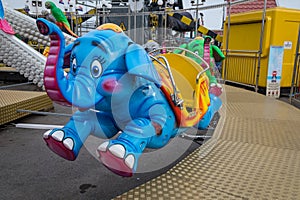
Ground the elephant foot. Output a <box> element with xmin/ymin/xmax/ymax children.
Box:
<box><xmin>96</xmin><ymin>141</ymin><xmax>136</xmax><ymax>177</ymax></box>
<box><xmin>209</xmin><ymin>83</ymin><xmax>223</xmax><ymax>96</ymax></box>
<box><xmin>43</xmin><ymin>130</ymin><xmax>76</xmax><ymax>161</ymax></box>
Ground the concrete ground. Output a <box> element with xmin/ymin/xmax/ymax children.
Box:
<box><xmin>0</xmin><ymin>102</ymin><xmax>203</xmax><ymax>200</ymax></box>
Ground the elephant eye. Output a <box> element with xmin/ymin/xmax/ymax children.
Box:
<box><xmin>71</xmin><ymin>58</ymin><xmax>77</xmax><ymax>74</ymax></box>
<box><xmin>194</xmin><ymin>51</ymin><xmax>199</xmax><ymax>55</ymax></box>
<box><xmin>90</xmin><ymin>60</ymin><xmax>103</xmax><ymax>78</ymax></box>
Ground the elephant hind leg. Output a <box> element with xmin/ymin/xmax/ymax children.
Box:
<box><xmin>97</xmin><ymin>118</ymin><xmax>154</xmax><ymax>177</ymax></box>
<box><xmin>97</xmin><ymin>142</ymin><xmax>134</xmax><ymax>177</ymax></box>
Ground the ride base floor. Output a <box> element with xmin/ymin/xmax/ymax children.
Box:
<box><xmin>115</xmin><ymin>85</ymin><xmax>300</xmax><ymax>199</ymax></box>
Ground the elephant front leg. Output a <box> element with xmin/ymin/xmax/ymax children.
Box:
<box><xmin>43</xmin><ymin>127</ymin><xmax>81</xmax><ymax>161</ymax></box>
<box><xmin>97</xmin><ymin>118</ymin><xmax>156</xmax><ymax>177</ymax></box>
<box><xmin>43</xmin><ymin>111</ymin><xmax>94</xmax><ymax>161</ymax></box>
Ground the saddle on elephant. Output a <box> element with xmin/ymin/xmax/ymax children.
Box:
<box><xmin>152</xmin><ymin>53</ymin><xmax>211</xmax><ymax>128</ymax></box>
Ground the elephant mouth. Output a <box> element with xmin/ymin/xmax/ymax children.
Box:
<box><xmin>70</xmin><ymin>74</ymin><xmax>103</xmax><ymax>109</ymax></box>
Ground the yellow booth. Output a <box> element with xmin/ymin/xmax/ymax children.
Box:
<box><xmin>222</xmin><ymin>7</ymin><xmax>300</xmax><ymax>90</ymax></box>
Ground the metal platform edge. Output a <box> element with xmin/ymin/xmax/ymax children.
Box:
<box><xmin>0</xmin><ymin>90</ymin><xmax>53</xmax><ymax>125</ymax></box>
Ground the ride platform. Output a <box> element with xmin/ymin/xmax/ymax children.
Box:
<box><xmin>0</xmin><ymin>90</ymin><xmax>53</xmax><ymax>125</ymax></box>
<box><xmin>114</xmin><ymin>85</ymin><xmax>300</xmax><ymax>199</ymax></box>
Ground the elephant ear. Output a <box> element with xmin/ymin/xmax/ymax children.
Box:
<box><xmin>62</xmin><ymin>43</ymin><xmax>74</xmax><ymax>68</ymax></box>
<box><xmin>173</xmin><ymin>43</ymin><xmax>187</xmax><ymax>54</ymax></box>
<box><xmin>125</xmin><ymin>43</ymin><xmax>161</xmax><ymax>85</ymax></box>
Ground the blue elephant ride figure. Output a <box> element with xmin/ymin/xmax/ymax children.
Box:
<box><xmin>36</xmin><ymin>18</ymin><xmax>222</xmax><ymax>177</ymax></box>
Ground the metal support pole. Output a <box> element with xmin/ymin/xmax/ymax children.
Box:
<box><xmin>95</xmin><ymin>0</ymin><xmax>99</xmax><ymax>26</ymax></box>
<box><xmin>128</xmin><ymin>5</ymin><xmax>131</xmax><ymax>38</ymax></box>
<box><xmin>256</xmin><ymin>0</ymin><xmax>267</xmax><ymax>92</ymax></box>
<box><xmin>289</xmin><ymin>24</ymin><xmax>300</xmax><ymax>103</ymax></box>
<box><xmin>0</xmin><ymin>82</ymin><xmax>33</xmax><ymax>89</ymax></box>
<box><xmin>70</xmin><ymin>7</ymin><xmax>74</xmax><ymax>33</ymax></box>
<box><xmin>36</xmin><ymin>1</ymin><xmax>38</xmax><ymax>19</ymax></box>
<box><xmin>164</xmin><ymin>3</ymin><xmax>167</xmax><ymax>42</ymax></box>
<box><xmin>134</xmin><ymin>1</ymin><xmax>137</xmax><ymax>42</ymax></box>
<box><xmin>17</xmin><ymin>109</ymin><xmax>72</xmax><ymax>117</ymax></box>
<box><xmin>75</xmin><ymin>0</ymin><xmax>78</xmax><ymax>36</ymax></box>
<box><xmin>195</xmin><ymin>0</ymin><xmax>199</xmax><ymax>37</ymax></box>
<box><xmin>103</xmin><ymin>6</ymin><xmax>106</xmax><ymax>24</ymax></box>
<box><xmin>222</xmin><ymin>0</ymin><xmax>226</xmax><ymax>29</ymax></box>
<box><xmin>158</xmin><ymin>11</ymin><xmax>163</xmax><ymax>44</ymax></box>
<box><xmin>15</xmin><ymin>123</ymin><xmax>64</xmax><ymax>130</ymax></box>
<box><xmin>142</xmin><ymin>7</ymin><xmax>145</xmax><ymax>45</ymax></box>
<box><xmin>224</xmin><ymin>0</ymin><xmax>231</xmax><ymax>81</ymax></box>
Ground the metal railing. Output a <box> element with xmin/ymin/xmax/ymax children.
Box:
<box><xmin>289</xmin><ymin>55</ymin><xmax>300</xmax><ymax>104</ymax></box>
<box><xmin>289</xmin><ymin>25</ymin><xmax>300</xmax><ymax>105</ymax></box>
<box><xmin>222</xmin><ymin>49</ymin><xmax>260</xmax><ymax>91</ymax></box>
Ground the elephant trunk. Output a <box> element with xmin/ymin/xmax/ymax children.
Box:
<box><xmin>36</xmin><ymin>18</ymin><xmax>71</xmax><ymax>106</ymax></box>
